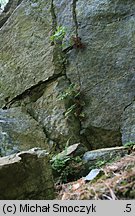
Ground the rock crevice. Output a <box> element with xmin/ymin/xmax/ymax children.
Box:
<box><xmin>0</xmin><ymin>0</ymin><xmax>135</xmax><ymax>153</ymax></box>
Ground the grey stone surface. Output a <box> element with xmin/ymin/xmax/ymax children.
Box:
<box><xmin>83</xmin><ymin>146</ymin><xmax>129</xmax><ymax>172</ymax></box>
<box><xmin>83</xmin><ymin>146</ymin><xmax>128</xmax><ymax>162</ymax></box>
<box><xmin>0</xmin><ymin>0</ymin><xmax>134</xmax><ymax>152</ymax></box>
<box><xmin>0</xmin><ymin>0</ymin><xmax>22</xmax><ymax>28</ymax></box>
<box><xmin>66</xmin><ymin>0</ymin><xmax>135</xmax><ymax>148</ymax></box>
<box><xmin>0</xmin><ymin>107</ymin><xmax>48</xmax><ymax>156</ymax></box>
<box><xmin>0</xmin><ymin>0</ymin><xmax>81</xmax><ymax>151</ymax></box>
<box><xmin>121</xmin><ymin>101</ymin><xmax>135</xmax><ymax>144</ymax></box>
<box><xmin>0</xmin><ymin>0</ymin><xmax>54</xmax><ymax>107</ymax></box>
<box><xmin>25</xmin><ymin>77</ymin><xmax>81</xmax><ymax>149</ymax></box>
<box><xmin>0</xmin><ymin>148</ymin><xmax>54</xmax><ymax>199</ymax></box>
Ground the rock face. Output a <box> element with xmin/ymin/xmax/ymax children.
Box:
<box><xmin>0</xmin><ymin>0</ymin><xmax>81</xmax><ymax>151</ymax></box>
<box><xmin>0</xmin><ymin>148</ymin><xmax>54</xmax><ymax>199</ymax></box>
<box><xmin>0</xmin><ymin>0</ymin><xmax>135</xmax><ymax>151</ymax></box>
<box><xmin>66</xmin><ymin>0</ymin><xmax>135</xmax><ymax>148</ymax></box>
<box><xmin>0</xmin><ymin>0</ymin><xmax>22</xmax><ymax>28</ymax></box>
<box><xmin>0</xmin><ymin>107</ymin><xmax>48</xmax><ymax>156</ymax></box>
<box><xmin>121</xmin><ymin>101</ymin><xmax>135</xmax><ymax>144</ymax></box>
<box><xmin>83</xmin><ymin>146</ymin><xmax>129</xmax><ymax>173</ymax></box>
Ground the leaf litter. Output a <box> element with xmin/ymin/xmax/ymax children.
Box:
<box><xmin>55</xmin><ymin>151</ymin><xmax>135</xmax><ymax>200</ymax></box>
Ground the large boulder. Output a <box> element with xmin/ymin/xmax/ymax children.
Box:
<box><xmin>0</xmin><ymin>107</ymin><xmax>48</xmax><ymax>156</ymax></box>
<box><xmin>0</xmin><ymin>0</ymin><xmax>81</xmax><ymax>151</ymax></box>
<box><xmin>65</xmin><ymin>0</ymin><xmax>135</xmax><ymax>148</ymax></box>
<box><xmin>0</xmin><ymin>0</ymin><xmax>54</xmax><ymax>106</ymax></box>
<box><xmin>0</xmin><ymin>0</ymin><xmax>134</xmax><ymax>151</ymax></box>
<box><xmin>83</xmin><ymin>146</ymin><xmax>129</xmax><ymax>173</ymax></box>
<box><xmin>0</xmin><ymin>148</ymin><xmax>54</xmax><ymax>199</ymax></box>
<box><xmin>25</xmin><ymin>77</ymin><xmax>81</xmax><ymax>149</ymax></box>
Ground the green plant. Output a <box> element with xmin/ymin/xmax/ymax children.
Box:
<box><xmin>124</xmin><ymin>142</ymin><xmax>135</xmax><ymax>148</ymax></box>
<box><xmin>51</xmin><ymin>154</ymin><xmax>71</xmax><ymax>183</ymax></box>
<box><xmin>51</xmin><ymin>155</ymin><xmax>70</xmax><ymax>173</ymax></box>
<box><xmin>65</xmin><ymin>104</ymin><xmax>76</xmax><ymax>117</ymax></box>
<box><xmin>57</xmin><ymin>83</ymin><xmax>85</xmax><ymax>118</ymax></box>
<box><xmin>57</xmin><ymin>83</ymin><xmax>79</xmax><ymax>101</ymax></box>
<box><xmin>51</xmin><ymin>151</ymin><xmax>83</xmax><ymax>183</ymax></box>
<box><xmin>50</xmin><ymin>26</ymin><xmax>66</xmax><ymax>44</ymax></box>
<box><xmin>95</xmin><ymin>160</ymin><xmax>107</xmax><ymax>168</ymax></box>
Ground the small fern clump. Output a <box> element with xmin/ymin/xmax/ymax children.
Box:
<box><xmin>50</xmin><ymin>26</ymin><xmax>66</xmax><ymax>44</ymax></box>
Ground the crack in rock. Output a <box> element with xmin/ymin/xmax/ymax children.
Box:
<box><xmin>3</xmin><ymin>73</ymin><xmax>65</xmax><ymax>109</ymax></box>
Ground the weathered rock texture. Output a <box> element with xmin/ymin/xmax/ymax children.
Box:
<box><xmin>0</xmin><ymin>107</ymin><xmax>48</xmax><ymax>156</ymax></box>
<box><xmin>0</xmin><ymin>0</ymin><xmax>81</xmax><ymax>151</ymax></box>
<box><xmin>0</xmin><ymin>0</ymin><xmax>135</xmax><ymax>151</ymax></box>
<box><xmin>121</xmin><ymin>101</ymin><xmax>135</xmax><ymax>144</ymax></box>
<box><xmin>83</xmin><ymin>146</ymin><xmax>129</xmax><ymax>173</ymax></box>
<box><xmin>0</xmin><ymin>0</ymin><xmax>22</xmax><ymax>28</ymax></box>
<box><xmin>66</xmin><ymin>0</ymin><xmax>135</xmax><ymax>148</ymax></box>
<box><xmin>0</xmin><ymin>148</ymin><xmax>54</xmax><ymax>199</ymax></box>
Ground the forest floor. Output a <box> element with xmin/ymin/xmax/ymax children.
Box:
<box><xmin>55</xmin><ymin>151</ymin><xmax>135</xmax><ymax>200</ymax></box>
